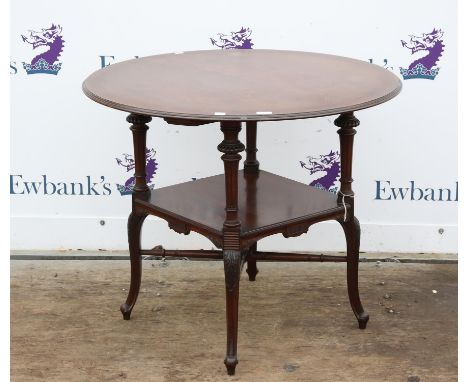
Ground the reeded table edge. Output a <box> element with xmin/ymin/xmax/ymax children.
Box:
<box><xmin>82</xmin><ymin>51</ymin><xmax>403</xmax><ymax>123</ymax></box>
<box><xmin>83</xmin><ymin>81</ymin><xmax>401</xmax><ymax>122</ymax></box>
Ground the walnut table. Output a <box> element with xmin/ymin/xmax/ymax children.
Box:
<box><xmin>82</xmin><ymin>49</ymin><xmax>402</xmax><ymax>375</ymax></box>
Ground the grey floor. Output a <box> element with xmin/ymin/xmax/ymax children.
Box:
<box><xmin>11</xmin><ymin>256</ymin><xmax>457</xmax><ymax>381</ymax></box>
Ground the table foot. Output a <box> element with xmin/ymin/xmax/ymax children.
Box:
<box><xmin>246</xmin><ymin>260</ymin><xmax>258</xmax><ymax>281</ymax></box>
<box><xmin>120</xmin><ymin>303</ymin><xmax>132</xmax><ymax>320</ymax></box>
<box><xmin>245</xmin><ymin>243</ymin><xmax>259</xmax><ymax>281</ymax></box>
<box><xmin>357</xmin><ymin>312</ymin><xmax>370</xmax><ymax>329</ymax></box>
<box><xmin>121</xmin><ymin>210</ymin><xmax>147</xmax><ymax>320</ymax></box>
<box><xmin>338</xmin><ymin>216</ymin><xmax>370</xmax><ymax>329</ymax></box>
<box><xmin>224</xmin><ymin>357</ymin><xmax>238</xmax><ymax>376</ymax></box>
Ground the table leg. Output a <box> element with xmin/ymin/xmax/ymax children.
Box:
<box><xmin>120</xmin><ymin>113</ymin><xmax>151</xmax><ymax>320</ymax></box>
<box><xmin>121</xmin><ymin>210</ymin><xmax>147</xmax><ymax>320</ymax></box>
<box><xmin>244</xmin><ymin>121</ymin><xmax>260</xmax><ymax>281</ymax></box>
<box><xmin>244</xmin><ymin>121</ymin><xmax>259</xmax><ymax>172</ymax></box>
<box><xmin>334</xmin><ymin>112</ymin><xmax>369</xmax><ymax>330</ymax></box>
<box><xmin>339</xmin><ymin>216</ymin><xmax>369</xmax><ymax>329</ymax></box>
<box><xmin>246</xmin><ymin>243</ymin><xmax>259</xmax><ymax>281</ymax></box>
<box><xmin>218</xmin><ymin>121</ymin><xmax>245</xmax><ymax>375</ymax></box>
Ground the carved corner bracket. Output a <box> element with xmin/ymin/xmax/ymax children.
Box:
<box><xmin>165</xmin><ymin>218</ymin><xmax>223</xmax><ymax>249</ymax></box>
<box><xmin>281</xmin><ymin>223</ymin><xmax>311</xmax><ymax>238</ymax></box>
<box><xmin>167</xmin><ymin>219</ymin><xmax>191</xmax><ymax>235</ymax></box>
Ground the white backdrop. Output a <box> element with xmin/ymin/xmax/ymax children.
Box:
<box><xmin>10</xmin><ymin>0</ymin><xmax>457</xmax><ymax>253</ymax></box>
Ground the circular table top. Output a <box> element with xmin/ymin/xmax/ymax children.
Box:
<box><xmin>82</xmin><ymin>49</ymin><xmax>402</xmax><ymax>122</ymax></box>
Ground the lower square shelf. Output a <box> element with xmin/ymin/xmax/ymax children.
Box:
<box><xmin>135</xmin><ymin>170</ymin><xmax>347</xmax><ymax>240</ymax></box>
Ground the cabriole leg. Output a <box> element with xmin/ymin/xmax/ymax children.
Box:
<box><xmin>120</xmin><ymin>113</ymin><xmax>151</xmax><ymax>320</ymax></box>
<box><xmin>121</xmin><ymin>210</ymin><xmax>147</xmax><ymax>320</ymax></box>
<box><xmin>338</xmin><ymin>217</ymin><xmax>369</xmax><ymax>329</ymax></box>
<box><xmin>335</xmin><ymin>112</ymin><xmax>369</xmax><ymax>329</ymax></box>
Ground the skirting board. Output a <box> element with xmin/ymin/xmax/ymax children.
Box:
<box><xmin>10</xmin><ymin>216</ymin><xmax>457</xmax><ymax>254</ymax></box>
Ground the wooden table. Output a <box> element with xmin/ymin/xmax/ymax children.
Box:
<box><xmin>83</xmin><ymin>49</ymin><xmax>402</xmax><ymax>375</ymax></box>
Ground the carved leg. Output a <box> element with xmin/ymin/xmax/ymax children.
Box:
<box><xmin>223</xmin><ymin>250</ymin><xmax>242</xmax><ymax>375</ymax></box>
<box><xmin>246</xmin><ymin>243</ymin><xmax>259</xmax><ymax>281</ymax></box>
<box><xmin>218</xmin><ymin>121</ymin><xmax>244</xmax><ymax>375</ymax></box>
<box><xmin>120</xmin><ymin>210</ymin><xmax>147</xmax><ymax>320</ymax></box>
<box><xmin>121</xmin><ymin>113</ymin><xmax>151</xmax><ymax>320</ymax></box>
<box><xmin>339</xmin><ymin>217</ymin><xmax>369</xmax><ymax>329</ymax></box>
<box><xmin>334</xmin><ymin>112</ymin><xmax>368</xmax><ymax>329</ymax></box>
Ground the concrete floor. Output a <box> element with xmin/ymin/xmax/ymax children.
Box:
<box><xmin>11</xmin><ymin>259</ymin><xmax>457</xmax><ymax>381</ymax></box>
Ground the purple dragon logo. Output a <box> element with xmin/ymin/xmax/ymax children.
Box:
<box><xmin>400</xmin><ymin>28</ymin><xmax>445</xmax><ymax>80</ymax></box>
<box><xmin>21</xmin><ymin>24</ymin><xmax>64</xmax><ymax>75</ymax></box>
<box><xmin>300</xmin><ymin>151</ymin><xmax>341</xmax><ymax>193</ymax></box>
<box><xmin>210</xmin><ymin>27</ymin><xmax>253</xmax><ymax>49</ymax></box>
<box><xmin>115</xmin><ymin>148</ymin><xmax>158</xmax><ymax>196</ymax></box>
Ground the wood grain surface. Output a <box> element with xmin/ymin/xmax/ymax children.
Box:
<box><xmin>82</xmin><ymin>49</ymin><xmax>402</xmax><ymax>122</ymax></box>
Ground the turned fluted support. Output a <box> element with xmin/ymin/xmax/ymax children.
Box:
<box><xmin>244</xmin><ymin>121</ymin><xmax>259</xmax><ymax>173</ymax></box>
<box><xmin>243</xmin><ymin>121</ymin><xmax>259</xmax><ymax>281</ymax></box>
<box><xmin>334</xmin><ymin>112</ymin><xmax>359</xmax><ymax>215</ymax></box>
<box><xmin>334</xmin><ymin>112</ymin><xmax>368</xmax><ymax>329</ymax></box>
<box><xmin>218</xmin><ymin>121</ymin><xmax>245</xmax><ymax>242</ymax></box>
<box><xmin>218</xmin><ymin>121</ymin><xmax>245</xmax><ymax>375</ymax></box>
<box><xmin>127</xmin><ymin>113</ymin><xmax>152</xmax><ymax>193</ymax></box>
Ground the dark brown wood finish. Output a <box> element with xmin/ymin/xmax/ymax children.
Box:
<box><xmin>82</xmin><ymin>49</ymin><xmax>401</xmax><ymax>375</ymax></box>
<box><xmin>218</xmin><ymin>121</ymin><xmax>245</xmax><ymax>375</ymax></box>
<box><xmin>134</xmin><ymin>170</ymin><xmax>349</xmax><ymax>244</ymax></box>
<box><xmin>246</xmin><ymin>243</ymin><xmax>259</xmax><ymax>281</ymax></box>
<box><xmin>335</xmin><ymin>112</ymin><xmax>359</xmax><ymax>208</ymax></box>
<box><xmin>334</xmin><ymin>112</ymin><xmax>369</xmax><ymax>329</ymax></box>
<box><xmin>127</xmin><ymin>114</ymin><xmax>152</xmax><ymax>192</ymax></box>
<box><xmin>82</xmin><ymin>49</ymin><xmax>402</xmax><ymax>122</ymax></box>
<box><xmin>120</xmin><ymin>113</ymin><xmax>151</xmax><ymax>320</ymax></box>
<box><xmin>120</xmin><ymin>210</ymin><xmax>147</xmax><ymax>320</ymax></box>
<box><xmin>244</xmin><ymin>121</ymin><xmax>260</xmax><ymax>173</ymax></box>
<box><xmin>244</xmin><ymin>121</ymin><xmax>260</xmax><ymax>281</ymax></box>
